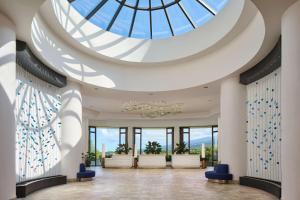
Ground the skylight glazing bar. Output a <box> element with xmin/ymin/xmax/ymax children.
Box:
<box><xmin>196</xmin><ymin>0</ymin><xmax>216</xmax><ymax>16</ymax></box>
<box><xmin>160</xmin><ymin>0</ymin><xmax>174</xmax><ymax>36</ymax></box>
<box><xmin>107</xmin><ymin>0</ymin><xmax>126</xmax><ymax>31</ymax></box>
<box><xmin>85</xmin><ymin>0</ymin><xmax>109</xmax><ymax>20</ymax></box>
<box><xmin>149</xmin><ymin>0</ymin><xmax>153</xmax><ymax>39</ymax></box>
<box><xmin>177</xmin><ymin>2</ymin><xmax>196</xmax><ymax>29</ymax></box>
<box><xmin>115</xmin><ymin>0</ymin><xmax>180</xmax><ymax>11</ymax></box>
<box><xmin>128</xmin><ymin>0</ymin><xmax>139</xmax><ymax>37</ymax></box>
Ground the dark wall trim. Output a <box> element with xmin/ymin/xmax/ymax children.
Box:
<box><xmin>240</xmin><ymin>176</ymin><xmax>281</xmax><ymax>199</ymax></box>
<box><xmin>240</xmin><ymin>38</ymin><xmax>281</xmax><ymax>85</ymax></box>
<box><xmin>16</xmin><ymin>40</ymin><xmax>67</xmax><ymax>88</ymax></box>
<box><xmin>16</xmin><ymin>175</ymin><xmax>67</xmax><ymax>198</ymax></box>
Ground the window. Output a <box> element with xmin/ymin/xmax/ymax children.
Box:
<box><xmin>212</xmin><ymin>126</ymin><xmax>218</xmax><ymax>165</ymax></box>
<box><xmin>89</xmin><ymin>127</ymin><xmax>96</xmax><ymax>166</ymax></box>
<box><xmin>88</xmin><ymin>126</ymin><xmax>124</xmax><ymax>166</ymax></box>
<box><xmin>133</xmin><ymin>127</ymin><xmax>174</xmax><ymax>155</ymax></box>
<box><xmin>179</xmin><ymin>126</ymin><xmax>218</xmax><ymax>166</ymax></box>
<box><xmin>119</xmin><ymin>127</ymin><xmax>128</xmax><ymax>145</ymax></box>
<box><xmin>133</xmin><ymin>127</ymin><xmax>142</xmax><ymax>155</ymax></box>
<box><xmin>69</xmin><ymin>0</ymin><xmax>228</xmax><ymax>39</ymax></box>
<box><xmin>180</xmin><ymin>127</ymin><xmax>190</xmax><ymax>151</ymax></box>
<box><xmin>166</xmin><ymin>127</ymin><xmax>174</xmax><ymax>155</ymax></box>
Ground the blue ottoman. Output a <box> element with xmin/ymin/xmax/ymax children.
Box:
<box><xmin>205</xmin><ymin>164</ymin><xmax>233</xmax><ymax>182</ymax></box>
<box><xmin>77</xmin><ymin>163</ymin><xmax>95</xmax><ymax>181</ymax></box>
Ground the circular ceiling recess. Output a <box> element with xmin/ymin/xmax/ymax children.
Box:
<box><xmin>68</xmin><ymin>0</ymin><xmax>228</xmax><ymax>40</ymax></box>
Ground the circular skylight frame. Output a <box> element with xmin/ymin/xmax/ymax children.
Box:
<box><xmin>68</xmin><ymin>0</ymin><xmax>228</xmax><ymax>40</ymax></box>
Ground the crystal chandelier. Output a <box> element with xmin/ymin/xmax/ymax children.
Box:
<box><xmin>122</xmin><ymin>101</ymin><xmax>183</xmax><ymax>118</ymax></box>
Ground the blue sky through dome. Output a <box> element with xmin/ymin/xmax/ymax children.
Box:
<box><xmin>69</xmin><ymin>0</ymin><xmax>228</xmax><ymax>39</ymax></box>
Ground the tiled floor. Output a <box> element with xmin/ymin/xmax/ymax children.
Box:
<box><xmin>22</xmin><ymin>167</ymin><xmax>277</xmax><ymax>200</ymax></box>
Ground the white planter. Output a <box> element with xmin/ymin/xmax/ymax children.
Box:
<box><xmin>138</xmin><ymin>154</ymin><xmax>166</xmax><ymax>168</ymax></box>
<box><xmin>171</xmin><ymin>155</ymin><xmax>201</xmax><ymax>169</ymax></box>
<box><xmin>104</xmin><ymin>155</ymin><xmax>133</xmax><ymax>168</ymax></box>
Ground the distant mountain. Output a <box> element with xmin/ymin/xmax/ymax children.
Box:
<box><xmin>190</xmin><ymin>136</ymin><xmax>212</xmax><ymax>148</ymax></box>
<box><xmin>160</xmin><ymin>136</ymin><xmax>212</xmax><ymax>149</ymax></box>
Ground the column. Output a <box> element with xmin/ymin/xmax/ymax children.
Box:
<box><xmin>82</xmin><ymin>117</ymin><xmax>89</xmax><ymax>153</ymax></box>
<box><xmin>174</xmin><ymin>126</ymin><xmax>180</xmax><ymax>146</ymax></box>
<box><xmin>220</xmin><ymin>77</ymin><xmax>247</xmax><ymax>180</ymax></box>
<box><xmin>127</xmin><ymin>126</ymin><xmax>133</xmax><ymax>149</ymax></box>
<box><xmin>0</xmin><ymin>13</ymin><xmax>16</xmax><ymax>200</ymax></box>
<box><xmin>60</xmin><ymin>81</ymin><xmax>83</xmax><ymax>180</ymax></box>
<box><xmin>282</xmin><ymin>1</ymin><xmax>300</xmax><ymax>199</ymax></box>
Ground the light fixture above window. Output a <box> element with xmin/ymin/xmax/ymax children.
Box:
<box><xmin>122</xmin><ymin>100</ymin><xmax>183</xmax><ymax>118</ymax></box>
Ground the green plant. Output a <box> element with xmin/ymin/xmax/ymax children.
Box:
<box><xmin>174</xmin><ymin>142</ymin><xmax>189</xmax><ymax>154</ymax></box>
<box><xmin>115</xmin><ymin>144</ymin><xmax>132</xmax><ymax>154</ymax></box>
<box><xmin>82</xmin><ymin>152</ymin><xmax>96</xmax><ymax>167</ymax></box>
<box><xmin>144</xmin><ymin>141</ymin><xmax>162</xmax><ymax>154</ymax></box>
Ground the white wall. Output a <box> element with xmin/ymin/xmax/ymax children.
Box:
<box><xmin>281</xmin><ymin>1</ymin><xmax>300</xmax><ymax>199</ymax></box>
<box><xmin>0</xmin><ymin>12</ymin><xmax>16</xmax><ymax>200</ymax></box>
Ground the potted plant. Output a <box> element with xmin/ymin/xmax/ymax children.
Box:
<box><xmin>173</xmin><ymin>142</ymin><xmax>189</xmax><ymax>154</ymax></box>
<box><xmin>144</xmin><ymin>141</ymin><xmax>162</xmax><ymax>154</ymax></box>
<box><xmin>81</xmin><ymin>152</ymin><xmax>96</xmax><ymax>167</ymax></box>
<box><xmin>115</xmin><ymin>144</ymin><xmax>132</xmax><ymax>154</ymax></box>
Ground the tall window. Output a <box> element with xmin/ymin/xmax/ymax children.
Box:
<box><xmin>179</xmin><ymin>126</ymin><xmax>218</xmax><ymax>166</ymax></box>
<box><xmin>166</xmin><ymin>127</ymin><xmax>174</xmax><ymax>155</ymax></box>
<box><xmin>212</xmin><ymin>126</ymin><xmax>218</xmax><ymax>165</ymax></box>
<box><xmin>89</xmin><ymin>127</ymin><xmax>96</xmax><ymax>166</ymax></box>
<box><xmin>89</xmin><ymin>127</ymin><xmax>128</xmax><ymax>166</ymax></box>
<box><xmin>133</xmin><ymin>127</ymin><xmax>174</xmax><ymax>155</ymax></box>
<box><xmin>133</xmin><ymin>128</ymin><xmax>142</xmax><ymax>155</ymax></box>
<box><xmin>119</xmin><ymin>127</ymin><xmax>128</xmax><ymax>145</ymax></box>
<box><xmin>180</xmin><ymin>127</ymin><xmax>190</xmax><ymax>151</ymax></box>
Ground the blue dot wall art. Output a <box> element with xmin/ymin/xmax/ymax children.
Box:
<box><xmin>15</xmin><ymin>67</ymin><xmax>62</xmax><ymax>183</ymax></box>
<box><xmin>246</xmin><ymin>68</ymin><xmax>281</xmax><ymax>182</ymax></box>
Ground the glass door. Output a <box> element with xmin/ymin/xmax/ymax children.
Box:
<box><xmin>166</xmin><ymin>127</ymin><xmax>174</xmax><ymax>155</ymax></box>
<box><xmin>180</xmin><ymin>127</ymin><xmax>190</xmax><ymax>152</ymax></box>
<box><xmin>133</xmin><ymin>128</ymin><xmax>142</xmax><ymax>155</ymax></box>
<box><xmin>89</xmin><ymin>127</ymin><xmax>122</xmax><ymax>166</ymax></box>
<box><xmin>89</xmin><ymin>126</ymin><xmax>96</xmax><ymax>166</ymax></box>
<box><xmin>212</xmin><ymin>126</ymin><xmax>218</xmax><ymax>166</ymax></box>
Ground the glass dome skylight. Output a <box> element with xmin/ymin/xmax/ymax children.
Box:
<box><xmin>68</xmin><ymin>0</ymin><xmax>228</xmax><ymax>40</ymax></box>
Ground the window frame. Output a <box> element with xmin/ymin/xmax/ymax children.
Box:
<box><xmin>179</xmin><ymin>125</ymin><xmax>218</xmax><ymax>166</ymax></box>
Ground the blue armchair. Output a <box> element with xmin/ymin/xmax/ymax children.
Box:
<box><xmin>76</xmin><ymin>163</ymin><xmax>95</xmax><ymax>181</ymax></box>
<box><xmin>205</xmin><ymin>164</ymin><xmax>233</xmax><ymax>182</ymax></box>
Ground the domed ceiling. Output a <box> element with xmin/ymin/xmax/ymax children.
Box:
<box><xmin>68</xmin><ymin>0</ymin><xmax>228</xmax><ymax>40</ymax></box>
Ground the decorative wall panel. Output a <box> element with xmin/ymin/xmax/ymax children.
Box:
<box><xmin>246</xmin><ymin>68</ymin><xmax>281</xmax><ymax>182</ymax></box>
<box><xmin>16</xmin><ymin>66</ymin><xmax>62</xmax><ymax>183</ymax></box>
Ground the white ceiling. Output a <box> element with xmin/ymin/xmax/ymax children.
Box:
<box><xmin>81</xmin><ymin>80</ymin><xmax>220</xmax><ymax>120</ymax></box>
